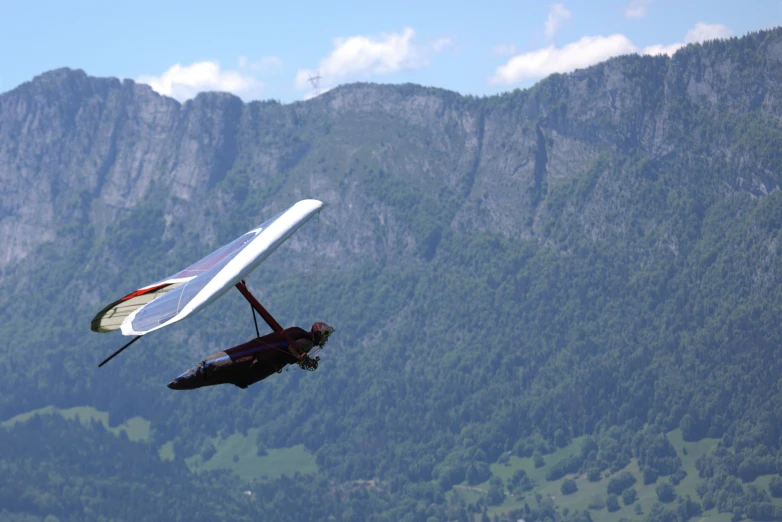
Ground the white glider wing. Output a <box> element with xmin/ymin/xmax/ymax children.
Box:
<box><xmin>90</xmin><ymin>199</ymin><xmax>323</xmax><ymax>336</ymax></box>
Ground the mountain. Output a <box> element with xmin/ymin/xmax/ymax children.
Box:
<box><xmin>1</xmin><ymin>28</ymin><xmax>782</xmax><ymax>522</ymax></box>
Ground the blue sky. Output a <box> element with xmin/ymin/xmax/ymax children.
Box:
<box><xmin>1</xmin><ymin>0</ymin><xmax>780</xmax><ymax>102</ymax></box>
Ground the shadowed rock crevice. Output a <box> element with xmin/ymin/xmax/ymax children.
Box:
<box><xmin>532</xmin><ymin>123</ymin><xmax>549</xmax><ymax>209</ymax></box>
<box><xmin>207</xmin><ymin>95</ymin><xmax>244</xmax><ymax>190</ymax></box>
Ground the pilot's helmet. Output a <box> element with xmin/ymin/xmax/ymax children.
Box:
<box><xmin>311</xmin><ymin>322</ymin><xmax>335</xmax><ymax>346</ymax></box>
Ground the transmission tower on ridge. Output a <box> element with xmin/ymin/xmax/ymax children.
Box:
<box><xmin>307</xmin><ymin>72</ymin><xmax>322</xmax><ymax>96</ymax></box>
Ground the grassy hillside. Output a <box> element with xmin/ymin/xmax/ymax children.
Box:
<box><xmin>452</xmin><ymin>429</ymin><xmax>779</xmax><ymax>521</ymax></box>
<box><xmin>2</xmin><ymin>405</ymin><xmax>317</xmax><ymax>482</ymax></box>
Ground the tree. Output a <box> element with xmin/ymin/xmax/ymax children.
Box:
<box><xmin>769</xmin><ymin>476</ymin><xmax>782</xmax><ymax>498</ymax></box>
<box><xmin>646</xmin><ymin>503</ymin><xmax>680</xmax><ymax>522</ymax></box>
<box><xmin>466</xmin><ymin>462</ymin><xmax>491</xmax><ymax>485</ymax></box>
<box><xmin>606</xmin><ymin>494</ymin><xmax>621</xmax><ymax>512</ymax></box>
<box><xmin>677</xmin><ymin>495</ymin><xmax>702</xmax><ymax>521</ymax></box>
<box><xmin>637</xmin><ymin>433</ymin><xmax>682</xmax><ymax>478</ymax></box>
<box><xmin>562</xmin><ymin>509</ymin><xmax>593</xmax><ymax>522</ymax></box>
<box><xmin>508</xmin><ymin>469</ymin><xmax>535</xmax><ymax>493</ymax></box>
<box><xmin>487</xmin><ymin>477</ymin><xmax>505</xmax><ymax>506</ymax></box>
<box><xmin>200</xmin><ymin>444</ymin><xmax>216</xmax><ymax>462</ymax></box>
<box><xmin>533</xmin><ymin>450</ymin><xmax>545</xmax><ymax>469</ymax></box>
<box><xmin>680</xmin><ymin>414</ymin><xmax>701</xmax><ymax>441</ymax></box>
<box><xmin>607</xmin><ymin>471</ymin><xmax>636</xmax><ymax>495</ymax></box>
<box><xmin>547</xmin><ymin>454</ymin><xmax>583</xmax><ymax>481</ymax></box>
<box><xmin>561</xmin><ymin>478</ymin><xmax>578</xmax><ymax>495</ymax></box>
<box><xmin>656</xmin><ymin>482</ymin><xmax>676</xmax><ymax>503</ymax></box>
<box><xmin>671</xmin><ymin>469</ymin><xmax>687</xmax><ymax>485</ymax></box>
<box><xmin>701</xmin><ymin>492</ymin><xmax>715</xmax><ymax>511</ymax></box>
<box><xmin>437</xmin><ymin>466</ymin><xmax>464</xmax><ymax>490</ymax></box>
<box><xmin>622</xmin><ymin>488</ymin><xmax>637</xmax><ymax>505</ymax></box>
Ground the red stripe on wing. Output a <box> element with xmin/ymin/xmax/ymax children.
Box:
<box><xmin>120</xmin><ymin>283</ymin><xmax>171</xmax><ymax>301</ymax></box>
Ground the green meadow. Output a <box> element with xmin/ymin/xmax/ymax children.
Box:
<box><xmin>2</xmin><ymin>405</ymin><xmax>150</xmax><ymax>442</ymax></box>
<box><xmin>452</xmin><ymin>429</ymin><xmax>780</xmax><ymax>521</ymax></box>
<box><xmin>3</xmin><ymin>405</ymin><xmax>318</xmax><ymax>481</ymax></box>
<box><xmin>186</xmin><ymin>429</ymin><xmax>317</xmax><ymax>481</ymax></box>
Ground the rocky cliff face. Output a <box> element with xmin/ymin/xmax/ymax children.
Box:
<box><xmin>2</xmin><ymin>30</ymin><xmax>780</xmax><ymax>274</ymax></box>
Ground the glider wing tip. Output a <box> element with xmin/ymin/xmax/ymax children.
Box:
<box><xmin>298</xmin><ymin>199</ymin><xmax>324</xmax><ymax>211</ymax></box>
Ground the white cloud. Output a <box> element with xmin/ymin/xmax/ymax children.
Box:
<box><xmin>295</xmin><ymin>27</ymin><xmax>450</xmax><ymax>91</ymax></box>
<box><xmin>239</xmin><ymin>55</ymin><xmax>283</xmax><ymax>72</ymax></box>
<box><xmin>643</xmin><ymin>22</ymin><xmax>733</xmax><ymax>56</ymax></box>
<box><xmin>641</xmin><ymin>43</ymin><xmax>683</xmax><ymax>56</ymax></box>
<box><xmin>490</xmin><ymin>22</ymin><xmax>735</xmax><ymax>85</ymax></box>
<box><xmin>684</xmin><ymin>22</ymin><xmax>733</xmax><ymax>43</ymax></box>
<box><xmin>624</xmin><ymin>0</ymin><xmax>653</xmax><ymax>19</ymax></box>
<box><xmin>137</xmin><ymin>61</ymin><xmax>263</xmax><ymax>101</ymax></box>
<box><xmin>493</xmin><ymin>43</ymin><xmax>518</xmax><ymax>56</ymax></box>
<box><xmin>490</xmin><ymin>34</ymin><xmax>637</xmax><ymax>84</ymax></box>
<box><xmin>431</xmin><ymin>37</ymin><xmax>454</xmax><ymax>53</ymax></box>
<box><xmin>544</xmin><ymin>3</ymin><xmax>572</xmax><ymax>39</ymax></box>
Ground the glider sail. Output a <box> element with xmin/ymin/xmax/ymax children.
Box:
<box><xmin>90</xmin><ymin>281</ymin><xmax>188</xmax><ymax>333</ymax></box>
<box><xmin>91</xmin><ymin>199</ymin><xmax>323</xmax><ymax>337</ymax></box>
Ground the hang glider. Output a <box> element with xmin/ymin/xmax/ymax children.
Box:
<box><xmin>91</xmin><ymin>199</ymin><xmax>323</xmax><ymax>366</ymax></box>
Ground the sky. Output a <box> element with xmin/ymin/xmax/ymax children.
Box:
<box><xmin>1</xmin><ymin>0</ymin><xmax>780</xmax><ymax>103</ymax></box>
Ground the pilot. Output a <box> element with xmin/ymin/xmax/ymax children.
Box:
<box><xmin>167</xmin><ymin>321</ymin><xmax>335</xmax><ymax>390</ymax></box>
<box><xmin>232</xmin><ymin>320</ymin><xmax>335</xmax><ymax>381</ymax></box>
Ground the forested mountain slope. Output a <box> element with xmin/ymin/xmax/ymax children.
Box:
<box><xmin>1</xmin><ymin>28</ymin><xmax>781</xmax><ymax>522</ymax></box>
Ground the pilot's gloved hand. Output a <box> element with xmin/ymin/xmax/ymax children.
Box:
<box><xmin>298</xmin><ymin>354</ymin><xmax>318</xmax><ymax>371</ymax></box>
